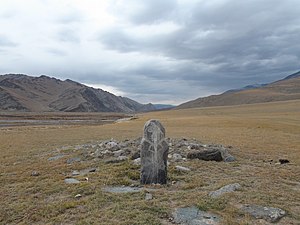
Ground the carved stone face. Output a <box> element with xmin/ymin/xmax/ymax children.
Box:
<box><xmin>144</xmin><ymin>120</ymin><xmax>165</xmax><ymax>143</ymax></box>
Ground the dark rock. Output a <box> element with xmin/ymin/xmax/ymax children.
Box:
<box><xmin>172</xmin><ymin>206</ymin><xmax>220</xmax><ymax>225</ymax></box>
<box><xmin>241</xmin><ymin>204</ymin><xmax>286</xmax><ymax>223</ymax></box>
<box><xmin>279</xmin><ymin>159</ymin><xmax>289</xmax><ymax>164</ymax></box>
<box><xmin>187</xmin><ymin>149</ymin><xmax>223</xmax><ymax>162</ymax></box>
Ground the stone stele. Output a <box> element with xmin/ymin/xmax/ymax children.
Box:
<box><xmin>140</xmin><ymin>119</ymin><xmax>169</xmax><ymax>184</ymax></box>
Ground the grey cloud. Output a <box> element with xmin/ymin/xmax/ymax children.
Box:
<box><xmin>56</xmin><ymin>9</ymin><xmax>84</xmax><ymax>24</ymax></box>
<box><xmin>111</xmin><ymin>0</ymin><xmax>177</xmax><ymax>24</ymax></box>
<box><xmin>99</xmin><ymin>0</ymin><xmax>300</xmax><ymax>89</ymax></box>
<box><xmin>46</xmin><ymin>48</ymin><xmax>67</xmax><ymax>56</ymax></box>
<box><xmin>0</xmin><ymin>35</ymin><xmax>17</xmax><ymax>47</ymax></box>
<box><xmin>57</xmin><ymin>28</ymin><xmax>80</xmax><ymax>43</ymax></box>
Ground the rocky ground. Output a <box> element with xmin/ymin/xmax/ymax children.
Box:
<box><xmin>43</xmin><ymin>138</ymin><xmax>289</xmax><ymax>224</ymax></box>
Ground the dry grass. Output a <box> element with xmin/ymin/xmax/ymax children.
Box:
<box><xmin>0</xmin><ymin>100</ymin><xmax>300</xmax><ymax>225</ymax></box>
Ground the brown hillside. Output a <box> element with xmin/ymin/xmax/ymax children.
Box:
<box><xmin>0</xmin><ymin>74</ymin><xmax>155</xmax><ymax>112</ymax></box>
<box><xmin>177</xmin><ymin>75</ymin><xmax>300</xmax><ymax>109</ymax></box>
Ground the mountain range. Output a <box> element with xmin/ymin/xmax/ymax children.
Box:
<box><xmin>0</xmin><ymin>74</ymin><xmax>156</xmax><ymax>113</ymax></box>
<box><xmin>1</xmin><ymin>71</ymin><xmax>299</xmax><ymax>112</ymax></box>
<box><xmin>176</xmin><ymin>71</ymin><xmax>300</xmax><ymax>109</ymax></box>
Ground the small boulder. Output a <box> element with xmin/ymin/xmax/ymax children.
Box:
<box><xmin>175</xmin><ymin>165</ymin><xmax>191</xmax><ymax>172</ymax></box>
<box><xmin>31</xmin><ymin>171</ymin><xmax>40</xmax><ymax>176</ymax></box>
<box><xmin>209</xmin><ymin>183</ymin><xmax>241</xmax><ymax>198</ymax></box>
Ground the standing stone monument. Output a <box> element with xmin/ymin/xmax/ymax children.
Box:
<box><xmin>140</xmin><ymin>119</ymin><xmax>169</xmax><ymax>184</ymax></box>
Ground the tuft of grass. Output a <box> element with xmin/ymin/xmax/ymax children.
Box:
<box><xmin>197</xmin><ymin>197</ymin><xmax>228</xmax><ymax>211</ymax></box>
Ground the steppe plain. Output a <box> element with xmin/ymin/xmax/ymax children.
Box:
<box><xmin>1</xmin><ymin>100</ymin><xmax>300</xmax><ymax>225</ymax></box>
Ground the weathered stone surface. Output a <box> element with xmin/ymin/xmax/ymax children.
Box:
<box><xmin>102</xmin><ymin>186</ymin><xmax>142</xmax><ymax>193</ymax></box>
<box><xmin>187</xmin><ymin>149</ymin><xmax>223</xmax><ymax>162</ymax></box>
<box><xmin>140</xmin><ymin>119</ymin><xmax>169</xmax><ymax>184</ymax></box>
<box><xmin>64</xmin><ymin>178</ymin><xmax>80</xmax><ymax>184</ymax></box>
<box><xmin>209</xmin><ymin>183</ymin><xmax>241</xmax><ymax>198</ymax></box>
<box><xmin>172</xmin><ymin>206</ymin><xmax>220</xmax><ymax>225</ymax></box>
<box><xmin>241</xmin><ymin>204</ymin><xmax>286</xmax><ymax>223</ymax></box>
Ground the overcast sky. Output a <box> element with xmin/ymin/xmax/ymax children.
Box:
<box><xmin>0</xmin><ymin>0</ymin><xmax>300</xmax><ymax>104</ymax></box>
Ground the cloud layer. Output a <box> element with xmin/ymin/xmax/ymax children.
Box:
<box><xmin>1</xmin><ymin>0</ymin><xmax>300</xmax><ymax>104</ymax></box>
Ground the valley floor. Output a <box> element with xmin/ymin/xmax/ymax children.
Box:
<box><xmin>0</xmin><ymin>100</ymin><xmax>299</xmax><ymax>224</ymax></box>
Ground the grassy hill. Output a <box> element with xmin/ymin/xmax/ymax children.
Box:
<box><xmin>177</xmin><ymin>72</ymin><xmax>300</xmax><ymax>109</ymax></box>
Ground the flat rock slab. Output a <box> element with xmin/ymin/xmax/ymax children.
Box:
<box><xmin>241</xmin><ymin>204</ymin><xmax>286</xmax><ymax>223</ymax></box>
<box><xmin>64</xmin><ymin>178</ymin><xmax>80</xmax><ymax>184</ymax></box>
<box><xmin>209</xmin><ymin>183</ymin><xmax>241</xmax><ymax>198</ymax></box>
<box><xmin>48</xmin><ymin>154</ymin><xmax>64</xmax><ymax>161</ymax></box>
<box><xmin>172</xmin><ymin>206</ymin><xmax>220</xmax><ymax>225</ymax></box>
<box><xmin>102</xmin><ymin>186</ymin><xmax>142</xmax><ymax>193</ymax></box>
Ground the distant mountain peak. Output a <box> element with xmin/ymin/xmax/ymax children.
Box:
<box><xmin>0</xmin><ymin>74</ymin><xmax>155</xmax><ymax>113</ymax></box>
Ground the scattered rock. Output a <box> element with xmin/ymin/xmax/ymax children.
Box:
<box><xmin>173</xmin><ymin>153</ymin><xmax>183</xmax><ymax>162</ymax></box>
<box><xmin>241</xmin><ymin>204</ymin><xmax>286</xmax><ymax>223</ymax></box>
<box><xmin>114</xmin><ymin>149</ymin><xmax>125</xmax><ymax>157</ymax></box>
<box><xmin>104</xmin><ymin>156</ymin><xmax>128</xmax><ymax>164</ymax></box>
<box><xmin>279</xmin><ymin>159</ymin><xmax>289</xmax><ymax>164</ymax></box>
<box><xmin>72</xmin><ymin>170</ymin><xmax>80</xmax><ymax>176</ymax></box>
<box><xmin>172</xmin><ymin>206</ymin><xmax>220</xmax><ymax>225</ymax></box>
<box><xmin>223</xmin><ymin>155</ymin><xmax>235</xmax><ymax>162</ymax></box>
<box><xmin>75</xmin><ymin>194</ymin><xmax>82</xmax><ymax>199</ymax></box>
<box><xmin>102</xmin><ymin>186</ymin><xmax>142</xmax><ymax>193</ymax></box>
<box><xmin>66</xmin><ymin>157</ymin><xmax>81</xmax><ymax>164</ymax></box>
<box><xmin>133</xmin><ymin>158</ymin><xmax>141</xmax><ymax>166</ymax></box>
<box><xmin>175</xmin><ymin>165</ymin><xmax>191</xmax><ymax>172</ymax></box>
<box><xmin>106</xmin><ymin>141</ymin><xmax>119</xmax><ymax>151</ymax></box>
<box><xmin>48</xmin><ymin>154</ymin><xmax>64</xmax><ymax>161</ymax></box>
<box><xmin>209</xmin><ymin>183</ymin><xmax>241</xmax><ymax>198</ymax></box>
<box><xmin>64</xmin><ymin>178</ymin><xmax>80</xmax><ymax>184</ymax></box>
<box><xmin>131</xmin><ymin>150</ymin><xmax>140</xmax><ymax>160</ymax></box>
<box><xmin>31</xmin><ymin>171</ymin><xmax>40</xmax><ymax>176</ymax></box>
<box><xmin>145</xmin><ymin>193</ymin><xmax>153</xmax><ymax>200</ymax></box>
<box><xmin>72</xmin><ymin>168</ymin><xmax>96</xmax><ymax>176</ymax></box>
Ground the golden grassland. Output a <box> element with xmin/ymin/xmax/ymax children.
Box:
<box><xmin>0</xmin><ymin>100</ymin><xmax>300</xmax><ymax>224</ymax></box>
